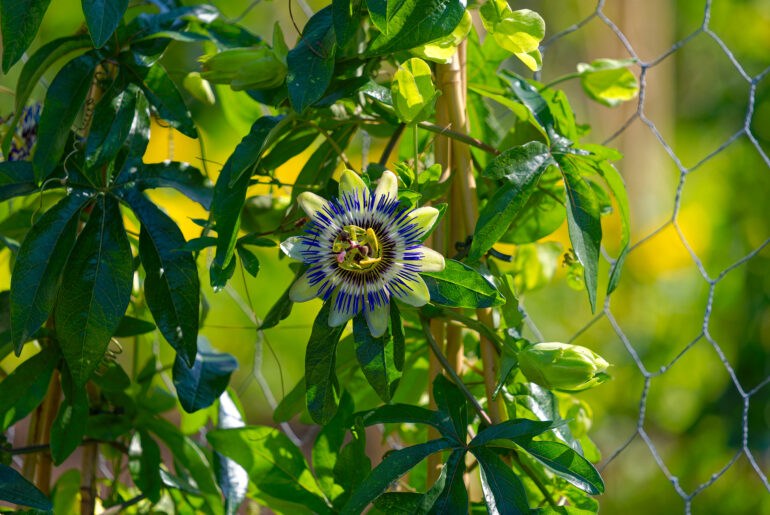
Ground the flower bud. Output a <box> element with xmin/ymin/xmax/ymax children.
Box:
<box><xmin>518</xmin><ymin>342</ymin><xmax>610</xmax><ymax>392</ymax></box>
<box><xmin>182</xmin><ymin>72</ymin><xmax>215</xmax><ymax>104</ymax></box>
<box><xmin>230</xmin><ymin>49</ymin><xmax>287</xmax><ymax>91</ymax></box>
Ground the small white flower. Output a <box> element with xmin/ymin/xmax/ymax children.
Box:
<box><xmin>282</xmin><ymin>170</ymin><xmax>445</xmax><ymax>337</ymax></box>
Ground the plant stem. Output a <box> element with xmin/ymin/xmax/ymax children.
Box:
<box><xmin>539</xmin><ymin>72</ymin><xmax>582</xmax><ymax>91</ymax></box>
<box><xmin>413</xmin><ymin>124</ymin><xmax>419</xmax><ymax>174</ymax></box>
<box><xmin>513</xmin><ymin>452</ymin><xmax>558</xmax><ymax>508</ymax></box>
<box><xmin>418</xmin><ymin>120</ymin><xmax>500</xmax><ymax>156</ymax></box>
<box><xmin>420</xmin><ymin>317</ymin><xmax>492</xmax><ymax>426</ymax></box>
<box><xmin>379</xmin><ymin>123</ymin><xmax>405</xmax><ymax>166</ymax></box>
<box><xmin>432</xmin><ymin>308</ymin><xmax>503</xmax><ymax>352</ymax></box>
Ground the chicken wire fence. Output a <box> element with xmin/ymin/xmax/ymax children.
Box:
<box><xmin>175</xmin><ymin>0</ymin><xmax>768</xmax><ymax>513</ymax></box>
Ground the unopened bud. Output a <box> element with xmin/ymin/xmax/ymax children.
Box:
<box><xmin>183</xmin><ymin>72</ymin><xmax>215</xmax><ymax>104</ymax></box>
<box><xmin>231</xmin><ymin>50</ymin><xmax>287</xmax><ymax>91</ymax></box>
<box><xmin>518</xmin><ymin>342</ymin><xmax>610</xmax><ymax>392</ymax></box>
<box><xmin>200</xmin><ymin>48</ymin><xmax>267</xmax><ymax>84</ymax></box>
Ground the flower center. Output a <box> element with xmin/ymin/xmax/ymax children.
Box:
<box><xmin>332</xmin><ymin>224</ymin><xmax>382</xmax><ymax>272</ymax></box>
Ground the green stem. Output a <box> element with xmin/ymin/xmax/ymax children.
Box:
<box><xmin>539</xmin><ymin>72</ymin><xmax>582</xmax><ymax>91</ymax></box>
<box><xmin>420</xmin><ymin>317</ymin><xmax>493</xmax><ymax>426</ymax></box>
<box><xmin>428</xmin><ymin>307</ymin><xmax>504</xmax><ymax>353</ymax></box>
<box><xmin>418</xmin><ymin>120</ymin><xmax>500</xmax><ymax>156</ymax></box>
<box><xmin>513</xmin><ymin>452</ymin><xmax>558</xmax><ymax>508</ymax></box>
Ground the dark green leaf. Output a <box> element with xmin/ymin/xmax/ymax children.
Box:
<box><xmin>0</xmin><ymin>345</ymin><xmax>58</xmax><ymax>431</ymax></box>
<box><xmin>556</xmin><ymin>155</ymin><xmax>602</xmax><ymax>312</ymax></box>
<box><xmin>352</xmin><ymin>312</ymin><xmax>401</xmax><ymax>403</ymax></box>
<box><xmin>33</xmin><ymin>53</ymin><xmax>99</xmax><ymax>182</ymax></box>
<box><xmin>273</xmin><ymin>378</ymin><xmax>306</xmax><ymax>423</ymax></box>
<box><xmin>373</xmin><ymin>492</ymin><xmax>423</xmax><ymax>515</ymax></box>
<box><xmin>472</xmin><ymin>446</ymin><xmax>530</xmax><ymax>515</ymax></box>
<box><xmin>10</xmin><ymin>191</ymin><xmax>91</xmax><ymax>353</ymax></box>
<box><xmin>207</xmin><ymin>426</ymin><xmax>332</xmax><ymax>514</ymax></box>
<box><xmin>333</xmin><ymin>416</ymin><xmax>371</xmax><ymax>509</ymax></box>
<box><xmin>122</xmin><ymin>189</ymin><xmax>200</xmax><ymax>365</ymax></box>
<box><xmin>55</xmin><ymin>196</ymin><xmax>133</xmax><ymax>386</ymax></box>
<box><xmin>305</xmin><ymin>301</ymin><xmax>346</xmax><ymax>424</ymax></box>
<box><xmin>145</xmin><ymin>416</ymin><xmax>223</xmax><ymax>511</ymax></box>
<box><xmin>332</xmin><ymin>0</ymin><xmax>359</xmax><ymax>46</ymax></box>
<box><xmin>122</xmin><ymin>60</ymin><xmax>197</xmax><ymax>138</ymax></box>
<box><xmin>518</xmin><ymin>381</ymin><xmax>582</xmax><ymax>453</ymax></box>
<box><xmin>286</xmin><ymin>6</ymin><xmax>336</xmax><ymax>113</ymax></box>
<box><xmin>117</xmin><ymin>160</ymin><xmax>212</xmax><ymax>210</ymax></box>
<box><xmin>312</xmin><ymin>391</ymin><xmax>354</xmax><ymax>501</ymax></box>
<box><xmin>419</xmin><ymin>448</ymin><xmax>468</xmax><ymax>515</ymax></box>
<box><xmin>129</xmin><ymin>430</ymin><xmax>162</xmax><ymax>502</ymax></box>
<box><xmin>85</xmin><ymin>83</ymin><xmax>139</xmax><ymax>170</ymax></box>
<box><xmin>341</xmin><ymin>438</ymin><xmax>455</xmax><ymax>515</ymax></box>
<box><xmin>518</xmin><ymin>440</ymin><xmax>604</xmax><ymax>495</ymax></box>
<box><xmin>504</xmin><ymin>74</ymin><xmax>566</xmax><ymax>147</ymax></box>
<box><xmin>128</xmin><ymin>92</ymin><xmax>152</xmax><ymax>157</ymax></box>
<box><xmin>432</xmin><ymin>374</ymin><xmax>467</xmax><ymax>444</ymax></box>
<box><xmin>470</xmin><ymin>419</ymin><xmax>562</xmax><ymax>448</ymax></box>
<box><xmin>0</xmin><ymin>161</ymin><xmax>36</xmax><ymax>202</ymax></box>
<box><xmin>292</xmin><ymin>125</ymin><xmax>357</xmax><ymax>201</ymax></box>
<box><xmin>421</xmin><ymin>259</ymin><xmax>505</xmax><ymax>308</ymax></box>
<box><xmin>215</xmin><ymin>390</ymin><xmax>248</xmax><ymax>515</ymax></box>
<box><xmin>366</xmin><ymin>0</ymin><xmax>465</xmax><ymax>56</ymax></box>
<box><xmin>0</xmin><ymin>0</ymin><xmax>52</xmax><ymax>73</ymax></box>
<box><xmin>212</xmin><ymin>116</ymin><xmax>283</xmax><ymax>278</ymax></box>
<box><xmin>390</xmin><ymin>302</ymin><xmax>405</xmax><ymax>370</ymax></box>
<box><xmin>236</xmin><ymin>245</ymin><xmax>260</xmax><ymax>277</ymax></box>
<box><xmin>469</xmin><ymin>142</ymin><xmax>554</xmax><ymax>262</ymax></box>
<box><xmin>500</xmin><ymin>186</ymin><xmax>566</xmax><ymax>245</ymax></box>
<box><xmin>260</xmin><ymin>265</ymin><xmax>306</xmax><ymax>330</ymax></box>
<box><xmin>82</xmin><ymin>0</ymin><xmax>128</xmax><ymax>47</ymax></box>
<box><xmin>50</xmin><ymin>364</ymin><xmax>89</xmax><ymax>465</ymax></box>
<box><xmin>179</xmin><ymin>236</ymin><xmax>217</xmax><ymax>252</ymax></box>
<box><xmin>113</xmin><ymin>315</ymin><xmax>156</xmax><ymax>337</ymax></box>
<box><xmin>360</xmin><ymin>403</ymin><xmax>457</xmax><ymax>442</ymax></box>
<box><xmin>0</xmin><ymin>463</ymin><xmax>52</xmax><ymax>510</ymax></box>
<box><xmin>172</xmin><ymin>339</ymin><xmax>238</xmax><ymax>413</ymax></box>
<box><xmin>91</xmin><ymin>360</ymin><xmax>130</xmax><ymax>392</ymax></box>
<box><xmin>238</xmin><ymin>234</ymin><xmax>277</xmax><ymax>247</ymax></box>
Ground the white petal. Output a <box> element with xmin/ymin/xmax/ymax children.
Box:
<box><xmin>416</xmin><ymin>247</ymin><xmax>445</xmax><ymax>272</ymax></box>
<box><xmin>392</xmin><ymin>274</ymin><xmax>430</xmax><ymax>307</ymax></box>
<box><xmin>297</xmin><ymin>191</ymin><xmax>327</xmax><ymax>218</ymax></box>
<box><xmin>374</xmin><ymin>170</ymin><xmax>398</xmax><ymax>201</ymax></box>
<box><xmin>339</xmin><ymin>169</ymin><xmax>369</xmax><ymax>205</ymax></box>
<box><xmin>365</xmin><ymin>301</ymin><xmax>390</xmax><ymax>337</ymax></box>
<box><xmin>289</xmin><ymin>271</ymin><xmax>322</xmax><ymax>302</ymax></box>
<box><xmin>328</xmin><ymin>290</ymin><xmax>360</xmax><ymax>327</ymax></box>
<box><xmin>407</xmin><ymin>206</ymin><xmax>440</xmax><ymax>234</ymax></box>
<box><xmin>280</xmin><ymin>236</ymin><xmax>310</xmax><ymax>262</ymax></box>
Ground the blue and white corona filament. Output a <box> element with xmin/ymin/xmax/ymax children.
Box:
<box><xmin>281</xmin><ymin>170</ymin><xmax>445</xmax><ymax>337</ymax></box>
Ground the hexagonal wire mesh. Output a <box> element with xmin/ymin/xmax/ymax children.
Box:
<box><xmin>210</xmin><ymin>1</ymin><xmax>769</xmax><ymax>513</ymax></box>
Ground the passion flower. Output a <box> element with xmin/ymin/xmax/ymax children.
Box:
<box><xmin>281</xmin><ymin>170</ymin><xmax>445</xmax><ymax>337</ymax></box>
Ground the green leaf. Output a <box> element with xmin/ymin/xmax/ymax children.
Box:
<box><xmin>360</xmin><ymin>404</ymin><xmax>457</xmax><ymax>442</ymax></box>
<box><xmin>214</xmin><ymin>390</ymin><xmax>249</xmax><ymax>515</ymax></box>
<box><xmin>33</xmin><ymin>53</ymin><xmax>99</xmax><ymax>182</ymax></box>
<box><xmin>556</xmin><ymin>155</ymin><xmax>602</xmax><ymax>312</ymax></box>
<box><xmin>55</xmin><ymin>196</ymin><xmax>133</xmax><ymax>387</ymax></box>
<box><xmin>418</xmin><ymin>448</ymin><xmax>467</xmax><ymax>514</ymax></box>
<box><xmin>468</xmin><ymin>142</ymin><xmax>554</xmax><ymax>261</ymax></box>
<box><xmin>597</xmin><ymin>162</ymin><xmax>630</xmax><ymax>294</ymax></box>
<box><xmin>333</xmin><ymin>416</ymin><xmax>371</xmax><ymax>509</ymax></box>
<box><xmin>0</xmin><ymin>162</ymin><xmax>36</xmax><ymax>202</ymax></box>
<box><xmin>85</xmin><ymin>83</ymin><xmax>139</xmax><ymax>170</ymax></box>
<box><xmin>472</xmin><ymin>446</ymin><xmax>530</xmax><ymax>515</ymax></box>
<box><xmin>129</xmin><ymin>430</ymin><xmax>162</xmax><ymax>502</ymax></box>
<box><xmin>172</xmin><ymin>339</ymin><xmax>238</xmax><ymax>413</ymax></box>
<box><xmin>0</xmin><ymin>463</ymin><xmax>53</xmax><ymax>510</ymax></box>
<box><xmin>341</xmin><ymin>438</ymin><xmax>455</xmax><ymax>515</ymax></box>
<box><xmin>292</xmin><ymin>125</ymin><xmax>357</xmax><ymax>201</ymax></box>
<box><xmin>114</xmin><ymin>315</ymin><xmax>156</xmax><ymax>337</ymax></box>
<box><xmin>504</xmin><ymin>74</ymin><xmax>570</xmax><ymax>147</ymax></box>
<box><xmin>122</xmin><ymin>189</ymin><xmax>200</xmax><ymax>365</ymax></box>
<box><xmin>0</xmin><ymin>345</ymin><xmax>58</xmax><ymax>431</ymax></box>
<box><xmin>260</xmin><ymin>265</ymin><xmax>307</xmax><ymax>330</ymax></box>
<box><xmin>312</xmin><ymin>391</ymin><xmax>354</xmax><ymax>501</ymax></box>
<box><xmin>208</xmin><ymin>426</ymin><xmax>333</xmax><ymax>515</ymax></box>
<box><xmin>236</xmin><ymin>245</ymin><xmax>260</xmax><ymax>277</ymax></box>
<box><xmin>212</xmin><ymin>116</ymin><xmax>283</xmax><ymax>279</ymax></box>
<box><xmin>1</xmin><ymin>35</ymin><xmax>91</xmax><ymax>157</ymax></box>
<box><xmin>366</xmin><ymin>0</ymin><xmax>466</xmax><ymax>56</ymax></box>
<box><xmin>518</xmin><ymin>440</ymin><xmax>604</xmax><ymax>495</ymax></box>
<box><xmin>332</xmin><ymin>0</ymin><xmax>359</xmax><ymax>46</ymax></box>
<box><xmin>10</xmin><ymin>191</ymin><xmax>92</xmax><ymax>354</ymax></box>
<box><xmin>287</xmin><ymin>6</ymin><xmax>336</xmax><ymax>113</ymax></box>
<box><xmin>577</xmin><ymin>58</ymin><xmax>638</xmax><ymax>107</ymax></box>
<box><xmin>82</xmin><ymin>0</ymin><xmax>128</xmax><ymax>47</ymax></box>
<box><xmin>421</xmin><ymin>259</ymin><xmax>505</xmax><ymax>308</ymax></box>
<box><xmin>0</xmin><ymin>0</ymin><xmax>52</xmax><ymax>73</ymax></box>
<box><xmin>273</xmin><ymin>378</ymin><xmax>306</xmax><ymax>423</ymax></box>
<box><xmin>373</xmin><ymin>492</ymin><xmax>423</xmax><ymax>515</ymax></box>
<box><xmin>352</xmin><ymin>312</ymin><xmax>401</xmax><ymax>403</ymax></box>
<box><xmin>50</xmin><ymin>364</ymin><xmax>89</xmax><ymax>465</ymax></box>
<box><xmin>501</xmin><ymin>186</ymin><xmax>566</xmax><ymax>245</ymax></box>
<box><xmin>117</xmin><ymin>160</ymin><xmax>212</xmax><ymax>210</ymax></box>
<box><xmin>470</xmin><ymin>419</ymin><xmax>562</xmax><ymax>448</ymax></box>
<box><xmin>432</xmin><ymin>375</ymin><xmax>467</xmax><ymax>444</ymax></box>
<box><xmin>145</xmin><ymin>416</ymin><xmax>223</xmax><ymax>513</ymax></box>
<box><xmin>128</xmin><ymin>92</ymin><xmax>152</xmax><ymax>157</ymax></box>
<box><xmin>122</xmin><ymin>60</ymin><xmax>197</xmax><ymax>138</ymax></box>
<box><xmin>305</xmin><ymin>301</ymin><xmax>346</xmax><ymax>424</ymax></box>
